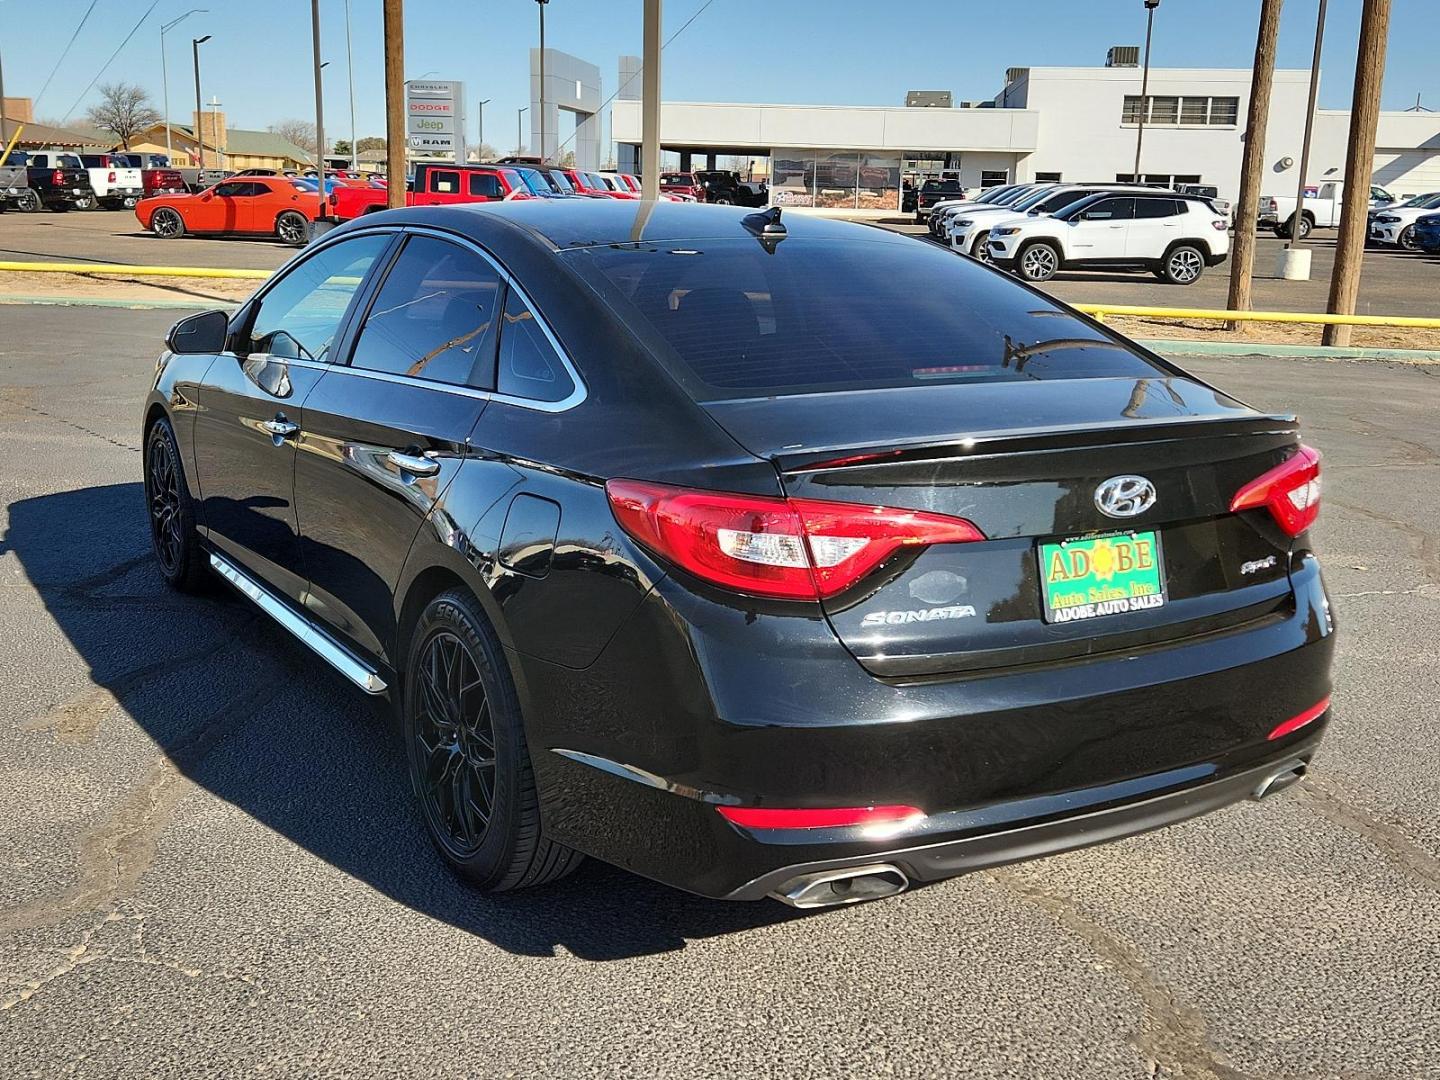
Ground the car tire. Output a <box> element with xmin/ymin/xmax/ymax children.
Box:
<box><xmin>1162</xmin><ymin>244</ymin><xmax>1207</xmax><ymax>285</ymax></box>
<box><xmin>75</xmin><ymin>194</ymin><xmax>98</xmax><ymax>211</ymax></box>
<box><xmin>1016</xmin><ymin>240</ymin><xmax>1061</xmax><ymax>282</ymax></box>
<box><xmin>275</xmin><ymin>210</ymin><xmax>309</xmax><ymax>246</ymax></box>
<box><xmin>1398</xmin><ymin>226</ymin><xmax>1418</xmax><ymax>251</ymax></box>
<box><xmin>403</xmin><ymin>587</ymin><xmax>584</xmax><ymax>893</ymax></box>
<box><xmin>973</xmin><ymin>231</ymin><xmax>992</xmax><ymax>263</ymax></box>
<box><xmin>15</xmin><ymin>189</ymin><xmax>42</xmax><ymax>213</ymax></box>
<box><xmin>151</xmin><ymin>207</ymin><xmax>185</xmax><ymax>238</ymax></box>
<box><xmin>144</xmin><ymin>417</ymin><xmax>210</xmax><ymax>593</ymax></box>
<box><xmin>712</xmin><ymin>195</ymin><xmax>732</xmax><ymax>206</ymax></box>
<box><xmin>1279</xmin><ymin>214</ymin><xmax>1312</xmax><ymax>241</ymax></box>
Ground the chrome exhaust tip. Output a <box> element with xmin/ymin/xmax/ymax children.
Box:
<box><xmin>1252</xmin><ymin>759</ymin><xmax>1308</xmax><ymax>801</ymax></box>
<box><xmin>770</xmin><ymin>864</ymin><xmax>910</xmax><ymax>909</ymax></box>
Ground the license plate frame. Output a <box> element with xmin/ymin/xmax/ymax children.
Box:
<box><xmin>1037</xmin><ymin>530</ymin><xmax>1167</xmax><ymax>624</ymax></box>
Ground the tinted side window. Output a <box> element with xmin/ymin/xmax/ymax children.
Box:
<box><xmin>350</xmin><ymin>236</ymin><xmax>502</xmax><ymax>388</ymax></box>
<box><xmin>468</xmin><ymin>172</ymin><xmax>502</xmax><ymax>198</ymax></box>
<box><xmin>1083</xmin><ymin>198</ymin><xmax>1135</xmax><ymax>220</ymax></box>
<box><xmin>213</xmin><ymin>182</ymin><xmax>248</xmax><ymax>197</ymax></box>
<box><xmin>1036</xmin><ymin>190</ymin><xmax>1095</xmax><ymax>213</ymax></box>
<box><xmin>248</xmin><ymin>234</ymin><xmax>391</xmax><ymax>360</ymax></box>
<box><xmin>1135</xmin><ymin>198</ymin><xmax>1181</xmax><ymax>218</ymax></box>
<box><xmin>430</xmin><ymin>170</ymin><xmax>461</xmax><ymax>193</ymax></box>
<box><xmin>497</xmin><ymin>291</ymin><xmax>575</xmax><ymax>403</ymax></box>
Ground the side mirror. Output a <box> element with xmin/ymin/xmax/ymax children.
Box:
<box><xmin>165</xmin><ymin>309</ymin><xmax>230</xmax><ymax>355</ymax></box>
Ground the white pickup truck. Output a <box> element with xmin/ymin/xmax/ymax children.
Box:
<box><xmin>1258</xmin><ymin>180</ymin><xmax>1398</xmax><ymax>239</ymax></box>
<box><xmin>26</xmin><ymin>150</ymin><xmax>144</xmax><ymax>210</ymax></box>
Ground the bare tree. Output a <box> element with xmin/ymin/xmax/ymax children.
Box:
<box><xmin>559</xmin><ymin>149</ymin><xmax>576</xmax><ymax>168</ymax></box>
<box><xmin>86</xmin><ymin>83</ymin><xmax>161</xmax><ymax>149</ymax></box>
<box><xmin>477</xmin><ymin>142</ymin><xmax>500</xmax><ymax>162</ymax></box>
<box><xmin>269</xmin><ymin>118</ymin><xmax>320</xmax><ymax>157</ymax></box>
<box><xmin>355</xmin><ymin>135</ymin><xmax>386</xmax><ymax>153</ymax></box>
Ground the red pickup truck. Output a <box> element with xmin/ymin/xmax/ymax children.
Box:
<box><xmin>330</xmin><ymin>162</ymin><xmax>527</xmax><ymax>221</ymax></box>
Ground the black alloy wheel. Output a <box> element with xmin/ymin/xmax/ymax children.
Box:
<box><xmin>15</xmin><ymin>189</ymin><xmax>42</xmax><ymax>212</ymax></box>
<box><xmin>404</xmin><ymin>589</ymin><xmax>583</xmax><ymax>892</ymax></box>
<box><xmin>412</xmin><ymin>629</ymin><xmax>497</xmax><ymax>853</ymax></box>
<box><xmin>1398</xmin><ymin>226</ymin><xmax>1418</xmax><ymax>251</ymax></box>
<box><xmin>276</xmin><ymin>210</ymin><xmax>309</xmax><ymax>246</ymax></box>
<box><xmin>143</xmin><ymin>419</ymin><xmax>208</xmax><ymax>591</ymax></box>
<box><xmin>151</xmin><ymin>207</ymin><xmax>185</xmax><ymax>238</ymax></box>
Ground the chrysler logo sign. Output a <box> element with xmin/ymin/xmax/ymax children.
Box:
<box><xmin>1094</xmin><ymin>475</ymin><xmax>1157</xmax><ymax>518</ymax></box>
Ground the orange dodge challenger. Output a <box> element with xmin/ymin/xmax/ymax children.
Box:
<box><xmin>136</xmin><ymin>175</ymin><xmax>327</xmax><ymax>246</ymax></box>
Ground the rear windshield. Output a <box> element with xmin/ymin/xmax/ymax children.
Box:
<box><xmin>575</xmin><ymin>237</ymin><xmax>1166</xmax><ymax>400</ymax></box>
<box><xmin>922</xmin><ymin>180</ymin><xmax>962</xmax><ymax>192</ymax></box>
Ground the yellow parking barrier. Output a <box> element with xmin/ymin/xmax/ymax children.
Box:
<box><xmin>0</xmin><ymin>260</ymin><xmax>272</xmax><ymax>280</ymax></box>
<box><xmin>1074</xmin><ymin>303</ymin><xmax>1440</xmax><ymax>330</ymax></box>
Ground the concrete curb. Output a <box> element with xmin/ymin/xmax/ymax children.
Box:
<box><xmin>0</xmin><ymin>294</ymin><xmax>237</xmax><ymax>311</ymax></box>
<box><xmin>1135</xmin><ymin>337</ymin><xmax>1440</xmax><ymax>363</ymax></box>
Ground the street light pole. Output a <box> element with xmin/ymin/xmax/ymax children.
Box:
<box><xmin>1290</xmin><ymin>0</ymin><xmax>1328</xmax><ymax>248</ymax></box>
<box><xmin>1132</xmin><ymin>0</ymin><xmax>1159</xmax><ymax>183</ymax></box>
<box><xmin>478</xmin><ymin>97</ymin><xmax>491</xmax><ymax>157</ymax></box>
<box><xmin>518</xmin><ymin>106</ymin><xmax>527</xmax><ymax>155</ymax></box>
<box><xmin>192</xmin><ymin>35</ymin><xmax>211</xmax><ymax>170</ymax></box>
<box><xmin>161</xmin><ymin>11</ymin><xmax>206</xmax><ymax>166</ymax></box>
<box><xmin>310</xmin><ymin>0</ymin><xmax>326</xmax><ymax>221</ymax></box>
<box><xmin>536</xmin><ymin>0</ymin><xmax>549</xmax><ymax>163</ymax></box>
<box><xmin>344</xmin><ymin>0</ymin><xmax>357</xmax><ymax>172</ymax></box>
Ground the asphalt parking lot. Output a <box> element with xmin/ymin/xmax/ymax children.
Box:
<box><xmin>1</xmin><ymin>304</ymin><xmax>1438</xmax><ymax>1078</ymax></box>
<box><xmin>4</xmin><ymin>209</ymin><xmax>1439</xmax><ymax>318</ymax></box>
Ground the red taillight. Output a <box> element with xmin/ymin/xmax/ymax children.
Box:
<box><xmin>108</xmin><ymin>170</ymin><xmax>117</xmax><ymax>183</ymax></box>
<box><xmin>1230</xmin><ymin>445</ymin><xmax>1321</xmax><ymax>536</ymax></box>
<box><xmin>716</xmin><ymin>804</ymin><xmax>924</xmax><ymax>830</ymax></box>
<box><xmin>53</xmin><ymin>168</ymin><xmax>64</xmax><ymax>185</ymax></box>
<box><xmin>605</xmin><ymin>480</ymin><xmax>985</xmax><ymax>600</ymax></box>
<box><xmin>1268</xmin><ymin>696</ymin><xmax>1330</xmax><ymax>740</ymax></box>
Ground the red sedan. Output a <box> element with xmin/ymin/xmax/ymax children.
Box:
<box><xmin>136</xmin><ymin>175</ymin><xmax>322</xmax><ymax>245</ymax></box>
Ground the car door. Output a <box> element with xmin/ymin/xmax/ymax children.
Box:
<box><xmin>1066</xmin><ymin>196</ymin><xmax>1134</xmax><ymax>260</ymax></box>
<box><xmin>1128</xmin><ymin>196</ymin><xmax>1182</xmax><ymax>258</ymax></box>
<box><xmin>292</xmin><ymin>231</ymin><xmax>504</xmax><ymax>665</ymax></box>
<box><xmin>466</xmin><ymin>170</ymin><xmax>504</xmax><ymax>203</ymax></box>
<box><xmin>189</xmin><ymin>231</ymin><xmax>396</xmax><ymax>602</ymax></box>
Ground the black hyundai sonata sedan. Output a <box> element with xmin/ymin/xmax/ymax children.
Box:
<box><xmin>142</xmin><ymin>201</ymin><xmax>1333</xmax><ymax>907</ymax></box>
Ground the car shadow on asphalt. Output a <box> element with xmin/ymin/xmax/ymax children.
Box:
<box><xmin>4</xmin><ymin>482</ymin><xmax>809</xmax><ymax>961</ymax></box>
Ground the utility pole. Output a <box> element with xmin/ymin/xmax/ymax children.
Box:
<box><xmin>1225</xmin><ymin>0</ymin><xmax>1284</xmax><ymax>329</ymax></box>
<box><xmin>192</xmin><ymin>35</ymin><xmax>211</xmax><ymax>169</ymax></box>
<box><xmin>640</xmin><ymin>0</ymin><xmax>661</xmax><ymax>201</ymax></box>
<box><xmin>162</xmin><ymin>11</ymin><xmax>207</xmax><ymax>166</ymax></box>
<box><xmin>0</xmin><ymin>12</ymin><xmax>9</xmax><ymax>145</ymax></box>
<box><xmin>310</xmin><ymin>0</ymin><xmax>326</xmax><ymax>222</ymax></box>
<box><xmin>1324</xmin><ymin>0</ymin><xmax>1391</xmax><ymax>346</ymax></box>
<box><xmin>1132</xmin><ymin>0</ymin><xmax>1159</xmax><ymax>182</ymax></box>
<box><xmin>1290</xmin><ymin>0</ymin><xmax>1327</xmax><ymax>249</ymax></box>
<box><xmin>344</xmin><ymin>0</ymin><xmax>357</xmax><ymax>172</ymax></box>
<box><xmin>478</xmin><ymin>97</ymin><xmax>490</xmax><ymax>156</ymax></box>
<box><xmin>383</xmin><ymin>0</ymin><xmax>405</xmax><ymax>208</ymax></box>
<box><xmin>536</xmin><ymin>0</ymin><xmax>549</xmax><ymax>163</ymax></box>
<box><xmin>518</xmin><ymin>106</ymin><xmax>527</xmax><ymax>155</ymax></box>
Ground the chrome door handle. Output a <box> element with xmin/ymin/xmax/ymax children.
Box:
<box><xmin>262</xmin><ymin>417</ymin><xmax>299</xmax><ymax>438</ymax></box>
<box><xmin>387</xmin><ymin>450</ymin><xmax>441</xmax><ymax>478</ymax></box>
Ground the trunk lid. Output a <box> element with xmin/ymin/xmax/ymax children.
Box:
<box><xmin>704</xmin><ymin>377</ymin><xmax>1301</xmax><ymax>677</ymax></box>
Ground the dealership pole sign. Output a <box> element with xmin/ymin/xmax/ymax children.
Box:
<box><xmin>407</xmin><ymin>80</ymin><xmax>468</xmax><ymax>161</ymax></box>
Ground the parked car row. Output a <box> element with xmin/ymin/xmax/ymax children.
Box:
<box><xmin>137</xmin><ymin>162</ymin><xmax>704</xmax><ymax>245</ymax></box>
<box><xmin>1413</xmin><ymin>212</ymin><xmax>1440</xmax><ymax>254</ymax></box>
<box><xmin>1367</xmin><ymin>191</ymin><xmax>1440</xmax><ymax>250</ymax></box>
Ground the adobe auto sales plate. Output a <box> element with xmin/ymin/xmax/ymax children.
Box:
<box><xmin>1038</xmin><ymin>531</ymin><xmax>1166</xmax><ymax>623</ymax></box>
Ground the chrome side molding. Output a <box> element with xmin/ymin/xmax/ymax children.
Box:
<box><xmin>208</xmin><ymin>551</ymin><xmax>388</xmax><ymax>695</ymax></box>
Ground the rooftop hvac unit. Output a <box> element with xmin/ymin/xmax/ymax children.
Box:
<box><xmin>1107</xmin><ymin>46</ymin><xmax>1141</xmax><ymax>67</ymax></box>
<box><xmin>1005</xmin><ymin>67</ymin><xmax>1029</xmax><ymax>85</ymax></box>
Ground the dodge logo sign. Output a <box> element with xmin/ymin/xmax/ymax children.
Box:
<box><xmin>1094</xmin><ymin>475</ymin><xmax>1157</xmax><ymax>518</ymax></box>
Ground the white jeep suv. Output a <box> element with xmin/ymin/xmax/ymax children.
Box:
<box><xmin>947</xmin><ymin>184</ymin><xmax>1159</xmax><ymax>259</ymax></box>
<box><xmin>988</xmin><ymin>192</ymin><xmax>1231</xmax><ymax>285</ymax></box>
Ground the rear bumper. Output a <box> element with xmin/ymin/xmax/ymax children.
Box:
<box><xmin>724</xmin><ymin>734</ymin><xmax>1322</xmax><ymax>900</ymax></box>
<box><xmin>520</xmin><ymin>551</ymin><xmax>1335</xmax><ymax>900</ymax></box>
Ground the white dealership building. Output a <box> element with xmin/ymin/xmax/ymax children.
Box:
<box><xmin>611</xmin><ymin>50</ymin><xmax>1440</xmax><ymax>212</ymax></box>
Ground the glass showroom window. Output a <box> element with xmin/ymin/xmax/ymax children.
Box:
<box><xmin>1122</xmin><ymin>96</ymin><xmax>1145</xmax><ymax>124</ymax></box>
<box><xmin>813</xmin><ymin>152</ymin><xmax>860</xmax><ymax>209</ymax></box>
<box><xmin>771</xmin><ymin>152</ymin><xmax>815</xmax><ymax>207</ymax></box>
<box><xmin>858</xmin><ymin>153</ymin><xmax>901</xmax><ymax>212</ymax></box>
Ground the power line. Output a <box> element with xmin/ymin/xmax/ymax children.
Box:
<box><xmin>550</xmin><ymin>0</ymin><xmax>716</xmax><ymax>158</ymax></box>
<box><xmin>62</xmin><ymin>0</ymin><xmax>163</xmax><ymax>124</ymax></box>
<box><xmin>31</xmin><ymin>0</ymin><xmax>100</xmax><ymax>111</ymax></box>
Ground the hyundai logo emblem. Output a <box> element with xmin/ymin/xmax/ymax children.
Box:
<box><xmin>1094</xmin><ymin>475</ymin><xmax>1157</xmax><ymax>518</ymax></box>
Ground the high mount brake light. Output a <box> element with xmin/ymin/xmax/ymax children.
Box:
<box><xmin>1230</xmin><ymin>445</ymin><xmax>1321</xmax><ymax>537</ymax></box>
<box><xmin>605</xmin><ymin>480</ymin><xmax>985</xmax><ymax>601</ymax></box>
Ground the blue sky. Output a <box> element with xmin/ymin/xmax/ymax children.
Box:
<box><xmin>5</xmin><ymin>0</ymin><xmax>1437</xmax><ymax>151</ymax></box>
